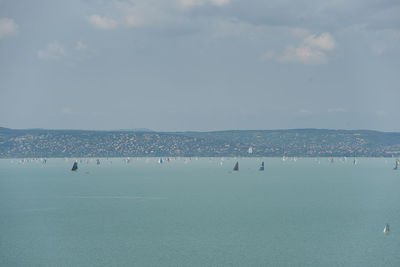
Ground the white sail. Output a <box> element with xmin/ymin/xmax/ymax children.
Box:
<box><xmin>383</xmin><ymin>224</ymin><xmax>390</xmax><ymax>233</ymax></box>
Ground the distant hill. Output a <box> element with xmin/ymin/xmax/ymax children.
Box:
<box><xmin>118</xmin><ymin>128</ymin><xmax>154</xmax><ymax>132</ymax></box>
<box><xmin>1</xmin><ymin>127</ymin><xmax>400</xmax><ymax>158</ymax></box>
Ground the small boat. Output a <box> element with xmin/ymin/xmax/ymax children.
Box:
<box><xmin>97</xmin><ymin>159</ymin><xmax>100</xmax><ymax>165</ymax></box>
<box><xmin>394</xmin><ymin>159</ymin><xmax>399</xmax><ymax>170</ymax></box>
<box><xmin>259</xmin><ymin>161</ymin><xmax>264</xmax><ymax>171</ymax></box>
<box><xmin>72</xmin><ymin>161</ymin><xmax>78</xmax><ymax>171</ymax></box>
<box><xmin>233</xmin><ymin>162</ymin><xmax>239</xmax><ymax>171</ymax></box>
<box><xmin>383</xmin><ymin>223</ymin><xmax>390</xmax><ymax>233</ymax></box>
<box><xmin>158</xmin><ymin>157</ymin><xmax>163</xmax><ymax>164</ymax></box>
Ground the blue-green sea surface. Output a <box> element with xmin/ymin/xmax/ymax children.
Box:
<box><xmin>1</xmin><ymin>158</ymin><xmax>399</xmax><ymax>266</ymax></box>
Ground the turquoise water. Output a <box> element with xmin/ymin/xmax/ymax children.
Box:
<box><xmin>1</xmin><ymin>158</ymin><xmax>399</xmax><ymax>266</ymax></box>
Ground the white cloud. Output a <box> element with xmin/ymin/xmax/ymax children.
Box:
<box><xmin>279</xmin><ymin>44</ymin><xmax>328</xmax><ymax>64</ymax></box>
<box><xmin>75</xmin><ymin>41</ymin><xmax>87</xmax><ymax>51</ymax></box>
<box><xmin>266</xmin><ymin>32</ymin><xmax>336</xmax><ymax>65</ymax></box>
<box><xmin>87</xmin><ymin>14</ymin><xmax>117</xmax><ymax>30</ymax></box>
<box><xmin>37</xmin><ymin>42</ymin><xmax>66</xmax><ymax>60</ymax></box>
<box><xmin>0</xmin><ymin>18</ymin><xmax>18</xmax><ymax>38</ymax></box>
<box><xmin>303</xmin><ymin>33</ymin><xmax>335</xmax><ymax>51</ymax></box>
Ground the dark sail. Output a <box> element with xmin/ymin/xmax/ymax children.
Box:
<box><xmin>72</xmin><ymin>162</ymin><xmax>78</xmax><ymax>171</ymax></box>
<box><xmin>394</xmin><ymin>160</ymin><xmax>398</xmax><ymax>170</ymax></box>
<box><xmin>233</xmin><ymin>162</ymin><xmax>239</xmax><ymax>171</ymax></box>
<box><xmin>259</xmin><ymin>161</ymin><xmax>264</xmax><ymax>171</ymax></box>
<box><xmin>97</xmin><ymin>159</ymin><xmax>100</xmax><ymax>165</ymax></box>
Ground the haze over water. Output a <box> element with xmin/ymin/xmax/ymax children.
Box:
<box><xmin>1</xmin><ymin>158</ymin><xmax>399</xmax><ymax>266</ymax></box>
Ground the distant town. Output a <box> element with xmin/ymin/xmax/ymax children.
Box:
<box><xmin>1</xmin><ymin>127</ymin><xmax>400</xmax><ymax>158</ymax></box>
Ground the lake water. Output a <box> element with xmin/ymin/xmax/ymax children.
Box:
<box><xmin>1</xmin><ymin>158</ymin><xmax>399</xmax><ymax>266</ymax></box>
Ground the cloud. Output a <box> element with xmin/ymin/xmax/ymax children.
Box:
<box><xmin>117</xmin><ymin>1</ymin><xmax>166</xmax><ymax>28</ymax></box>
<box><xmin>84</xmin><ymin>0</ymin><xmax>399</xmax><ymax>34</ymax></box>
<box><xmin>304</xmin><ymin>33</ymin><xmax>335</xmax><ymax>51</ymax></box>
<box><xmin>115</xmin><ymin>0</ymin><xmax>230</xmax><ymax>29</ymax></box>
<box><xmin>299</xmin><ymin>109</ymin><xmax>312</xmax><ymax>114</ymax></box>
<box><xmin>75</xmin><ymin>41</ymin><xmax>87</xmax><ymax>51</ymax></box>
<box><xmin>87</xmin><ymin>14</ymin><xmax>117</xmax><ymax>30</ymax></box>
<box><xmin>216</xmin><ymin>1</ymin><xmax>400</xmax><ymax>32</ymax></box>
<box><xmin>328</xmin><ymin>107</ymin><xmax>346</xmax><ymax>113</ymax></box>
<box><xmin>265</xmin><ymin>32</ymin><xmax>336</xmax><ymax>65</ymax></box>
<box><xmin>179</xmin><ymin>0</ymin><xmax>230</xmax><ymax>8</ymax></box>
<box><xmin>279</xmin><ymin>45</ymin><xmax>328</xmax><ymax>64</ymax></box>
<box><xmin>37</xmin><ymin>42</ymin><xmax>66</xmax><ymax>60</ymax></box>
<box><xmin>0</xmin><ymin>18</ymin><xmax>18</xmax><ymax>38</ymax></box>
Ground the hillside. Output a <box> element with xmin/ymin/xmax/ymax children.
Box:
<box><xmin>1</xmin><ymin>128</ymin><xmax>400</xmax><ymax>158</ymax></box>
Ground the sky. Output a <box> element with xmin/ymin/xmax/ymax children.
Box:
<box><xmin>0</xmin><ymin>0</ymin><xmax>399</xmax><ymax>132</ymax></box>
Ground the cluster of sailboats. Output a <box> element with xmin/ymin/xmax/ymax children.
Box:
<box><xmin>232</xmin><ymin>161</ymin><xmax>264</xmax><ymax>171</ymax></box>
<box><xmin>69</xmin><ymin>157</ymin><xmax>400</xmax><ymax>172</ymax></box>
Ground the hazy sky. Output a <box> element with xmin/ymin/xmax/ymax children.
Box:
<box><xmin>0</xmin><ymin>0</ymin><xmax>399</xmax><ymax>131</ymax></box>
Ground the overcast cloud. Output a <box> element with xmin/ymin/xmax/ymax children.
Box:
<box><xmin>0</xmin><ymin>0</ymin><xmax>399</xmax><ymax>131</ymax></box>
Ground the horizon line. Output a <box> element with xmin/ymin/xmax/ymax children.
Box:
<box><xmin>1</xmin><ymin>126</ymin><xmax>399</xmax><ymax>134</ymax></box>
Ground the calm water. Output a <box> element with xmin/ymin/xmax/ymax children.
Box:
<box><xmin>1</xmin><ymin>158</ymin><xmax>399</xmax><ymax>266</ymax></box>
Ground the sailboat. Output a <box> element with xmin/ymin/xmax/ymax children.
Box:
<box><xmin>158</xmin><ymin>157</ymin><xmax>163</xmax><ymax>164</ymax></box>
<box><xmin>282</xmin><ymin>144</ymin><xmax>286</xmax><ymax>162</ymax></box>
<box><xmin>233</xmin><ymin>162</ymin><xmax>239</xmax><ymax>171</ymax></box>
<box><xmin>383</xmin><ymin>223</ymin><xmax>390</xmax><ymax>233</ymax></box>
<box><xmin>394</xmin><ymin>159</ymin><xmax>399</xmax><ymax>170</ymax></box>
<box><xmin>96</xmin><ymin>159</ymin><xmax>100</xmax><ymax>165</ymax></box>
<box><xmin>72</xmin><ymin>161</ymin><xmax>78</xmax><ymax>171</ymax></box>
<box><xmin>259</xmin><ymin>161</ymin><xmax>264</xmax><ymax>171</ymax></box>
